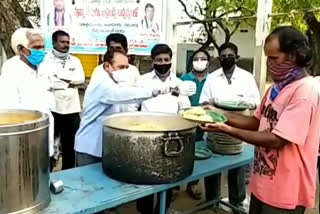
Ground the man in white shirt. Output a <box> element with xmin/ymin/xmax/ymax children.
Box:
<box><xmin>0</xmin><ymin>28</ymin><xmax>55</xmax><ymax>170</ymax></box>
<box><xmin>135</xmin><ymin>44</ymin><xmax>191</xmax><ymax>114</ymax></box>
<box><xmin>74</xmin><ymin>49</ymin><xmax>188</xmax><ymax>167</ymax></box>
<box><xmin>135</xmin><ymin>44</ymin><xmax>192</xmax><ymax>214</ymax></box>
<box><xmin>199</xmin><ymin>42</ymin><xmax>260</xmax><ymax>213</ymax></box>
<box><xmin>105</xmin><ymin>33</ymin><xmax>141</xmax><ymax>112</ymax></box>
<box><xmin>106</xmin><ymin>33</ymin><xmax>140</xmax><ymax>82</ymax></box>
<box><xmin>39</xmin><ymin>30</ymin><xmax>85</xmax><ymax>170</ymax></box>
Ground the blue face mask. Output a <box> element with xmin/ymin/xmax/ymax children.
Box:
<box><xmin>25</xmin><ymin>49</ymin><xmax>46</xmax><ymax>66</ymax></box>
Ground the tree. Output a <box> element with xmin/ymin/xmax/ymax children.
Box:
<box><xmin>177</xmin><ymin>0</ymin><xmax>257</xmax><ymax>50</ymax></box>
<box><xmin>0</xmin><ymin>0</ymin><xmax>39</xmax><ymax>58</ymax></box>
<box><xmin>271</xmin><ymin>0</ymin><xmax>320</xmax><ymax>76</ymax></box>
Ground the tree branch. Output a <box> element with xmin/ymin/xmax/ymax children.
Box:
<box><xmin>196</xmin><ymin>2</ymin><xmax>204</xmax><ymax>16</ymax></box>
<box><xmin>230</xmin><ymin>22</ymin><xmax>241</xmax><ymax>37</ymax></box>
<box><xmin>240</xmin><ymin>6</ymin><xmax>256</xmax><ymax>15</ymax></box>
<box><xmin>217</xmin><ymin>1</ymin><xmax>245</xmax><ymax>18</ymax></box>
<box><xmin>177</xmin><ymin>0</ymin><xmax>201</xmax><ymax>21</ymax></box>
<box><xmin>23</xmin><ymin>0</ymin><xmax>32</xmax><ymax>14</ymax></box>
<box><xmin>202</xmin><ymin>22</ymin><xmax>219</xmax><ymax>50</ymax></box>
<box><xmin>216</xmin><ymin>20</ymin><xmax>231</xmax><ymax>42</ymax></box>
<box><xmin>304</xmin><ymin>12</ymin><xmax>320</xmax><ymax>37</ymax></box>
<box><xmin>243</xmin><ymin>19</ymin><xmax>255</xmax><ymax>28</ymax></box>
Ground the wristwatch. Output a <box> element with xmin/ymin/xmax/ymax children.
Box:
<box><xmin>170</xmin><ymin>86</ymin><xmax>179</xmax><ymax>97</ymax></box>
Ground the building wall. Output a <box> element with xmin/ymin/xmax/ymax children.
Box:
<box><xmin>214</xmin><ymin>27</ymin><xmax>255</xmax><ymax>58</ymax></box>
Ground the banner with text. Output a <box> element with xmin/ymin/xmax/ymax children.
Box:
<box><xmin>41</xmin><ymin>0</ymin><xmax>166</xmax><ymax>55</ymax></box>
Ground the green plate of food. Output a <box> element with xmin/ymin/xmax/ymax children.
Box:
<box><xmin>215</xmin><ymin>101</ymin><xmax>253</xmax><ymax>111</ymax></box>
<box><xmin>181</xmin><ymin>107</ymin><xmax>227</xmax><ymax>123</ymax></box>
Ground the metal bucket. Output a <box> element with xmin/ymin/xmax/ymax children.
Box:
<box><xmin>0</xmin><ymin>110</ymin><xmax>50</xmax><ymax>214</ymax></box>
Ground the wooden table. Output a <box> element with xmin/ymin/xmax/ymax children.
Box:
<box><xmin>43</xmin><ymin>143</ymin><xmax>254</xmax><ymax>214</ymax></box>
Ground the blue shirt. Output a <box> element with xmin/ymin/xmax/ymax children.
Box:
<box><xmin>180</xmin><ymin>72</ymin><xmax>207</xmax><ymax>106</ymax></box>
<box><xmin>74</xmin><ymin>65</ymin><xmax>153</xmax><ymax>157</ymax></box>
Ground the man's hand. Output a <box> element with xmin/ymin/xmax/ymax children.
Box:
<box><xmin>199</xmin><ymin>122</ymin><xmax>230</xmax><ymax>133</ymax></box>
<box><xmin>178</xmin><ymin>81</ymin><xmax>196</xmax><ymax>96</ymax></box>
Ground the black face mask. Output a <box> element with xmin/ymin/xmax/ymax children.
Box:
<box><xmin>154</xmin><ymin>63</ymin><xmax>172</xmax><ymax>76</ymax></box>
<box><xmin>220</xmin><ymin>57</ymin><xmax>236</xmax><ymax>71</ymax></box>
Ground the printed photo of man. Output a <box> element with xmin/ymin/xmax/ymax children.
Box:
<box><xmin>140</xmin><ymin>3</ymin><xmax>159</xmax><ymax>33</ymax></box>
<box><xmin>47</xmin><ymin>0</ymin><xmax>72</xmax><ymax>27</ymax></box>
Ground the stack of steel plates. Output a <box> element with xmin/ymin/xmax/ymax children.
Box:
<box><xmin>207</xmin><ymin>132</ymin><xmax>243</xmax><ymax>155</ymax></box>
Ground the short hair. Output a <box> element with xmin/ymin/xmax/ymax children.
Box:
<box><xmin>103</xmin><ymin>49</ymin><xmax>127</xmax><ymax>64</ymax></box>
<box><xmin>191</xmin><ymin>49</ymin><xmax>210</xmax><ymax>61</ymax></box>
<box><xmin>145</xmin><ymin>3</ymin><xmax>154</xmax><ymax>11</ymax></box>
<box><xmin>52</xmin><ymin>30</ymin><xmax>70</xmax><ymax>43</ymax></box>
<box><xmin>106</xmin><ymin>33</ymin><xmax>128</xmax><ymax>50</ymax></box>
<box><xmin>186</xmin><ymin>49</ymin><xmax>211</xmax><ymax>72</ymax></box>
<box><xmin>266</xmin><ymin>26</ymin><xmax>312</xmax><ymax>68</ymax></box>
<box><xmin>11</xmin><ymin>28</ymin><xmax>43</xmax><ymax>54</ymax></box>
<box><xmin>218</xmin><ymin>42</ymin><xmax>238</xmax><ymax>56</ymax></box>
<box><xmin>151</xmin><ymin>44</ymin><xmax>172</xmax><ymax>60</ymax></box>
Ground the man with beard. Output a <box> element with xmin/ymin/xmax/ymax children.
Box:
<box><xmin>39</xmin><ymin>30</ymin><xmax>85</xmax><ymax>170</ymax></box>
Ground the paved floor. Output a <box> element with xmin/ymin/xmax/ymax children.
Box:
<box><xmin>115</xmin><ymin>178</ymin><xmax>319</xmax><ymax>214</ymax></box>
<box><xmin>54</xmin><ymin>162</ymin><xmax>319</xmax><ymax>214</ymax></box>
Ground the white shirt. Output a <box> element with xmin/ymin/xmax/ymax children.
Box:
<box><xmin>75</xmin><ymin>64</ymin><xmax>154</xmax><ymax>157</ymax></box>
<box><xmin>117</xmin><ymin>64</ymin><xmax>141</xmax><ymax>112</ymax></box>
<box><xmin>38</xmin><ymin>52</ymin><xmax>85</xmax><ymax>114</ymax></box>
<box><xmin>135</xmin><ymin>71</ymin><xmax>191</xmax><ymax>114</ymax></box>
<box><xmin>0</xmin><ymin>56</ymin><xmax>55</xmax><ymax>156</ymax></box>
<box><xmin>200</xmin><ymin>66</ymin><xmax>260</xmax><ymax>105</ymax></box>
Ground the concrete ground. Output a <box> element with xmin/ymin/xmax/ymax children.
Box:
<box><xmin>54</xmin><ymin>162</ymin><xmax>319</xmax><ymax>214</ymax></box>
<box><xmin>113</xmin><ymin>177</ymin><xmax>319</xmax><ymax>214</ymax></box>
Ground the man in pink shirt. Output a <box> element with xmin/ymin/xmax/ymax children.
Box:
<box><xmin>201</xmin><ymin>26</ymin><xmax>320</xmax><ymax>214</ymax></box>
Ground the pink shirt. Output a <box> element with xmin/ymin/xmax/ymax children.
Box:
<box><xmin>250</xmin><ymin>77</ymin><xmax>320</xmax><ymax>209</ymax></box>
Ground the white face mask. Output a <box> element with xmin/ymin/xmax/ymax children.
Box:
<box><xmin>193</xmin><ymin>60</ymin><xmax>208</xmax><ymax>72</ymax></box>
<box><xmin>112</xmin><ymin>68</ymin><xmax>136</xmax><ymax>86</ymax></box>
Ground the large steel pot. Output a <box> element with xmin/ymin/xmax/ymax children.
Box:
<box><xmin>103</xmin><ymin>112</ymin><xmax>197</xmax><ymax>184</ymax></box>
<box><xmin>0</xmin><ymin>110</ymin><xmax>50</xmax><ymax>214</ymax></box>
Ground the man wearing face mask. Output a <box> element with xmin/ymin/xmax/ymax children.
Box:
<box><xmin>105</xmin><ymin>33</ymin><xmax>140</xmax><ymax>85</ymax></box>
<box><xmin>134</xmin><ymin>44</ymin><xmax>195</xmax><ymax>214</ymax></box>
<box><xmin>74</xmin><ymin>49</ymin><xmax>177</xmax><ymax>168</ymax></box>
<box><xmin>104</xmin><ymin>33</ymin><xmax>141</xmax><ymax>112</ymax></box>
<box><xmin>200</xmin><ymin>27</ymin><xmax>320</xmax><ymax>214</ymax></box>
<box><xmin>134</xmin><ymin>44</ymin><xmax>193</xmax><ymax>114</ymax></box>
<box><xmin>38</xmin><ymin>30</ymin><xmax>85</xmax><ymax>170</ymax></box>
<box><xmin>180</xmin><ymin>49</ymin><xmax>211</xmax><ymax>200</ymax></box>
<box><xmin>199</xmin><ymin>43</ymin><xmax>260</xmax><ymax>214</ymax></box>
<box><xmin>0</xmin><ymin>28</ymin><xmax>55</xmax><ymax>170</ymax></box>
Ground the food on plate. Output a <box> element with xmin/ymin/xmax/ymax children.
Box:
<box><xmin>181</xmin><ymin>107</ymin><xmax>213</xmax><ymax>122</ymax></box>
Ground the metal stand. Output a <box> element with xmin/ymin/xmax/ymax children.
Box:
<box><xmin>159</xmin><ymin>190</ymin><xmax>167</xmax><ymax>214</ymax></box>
